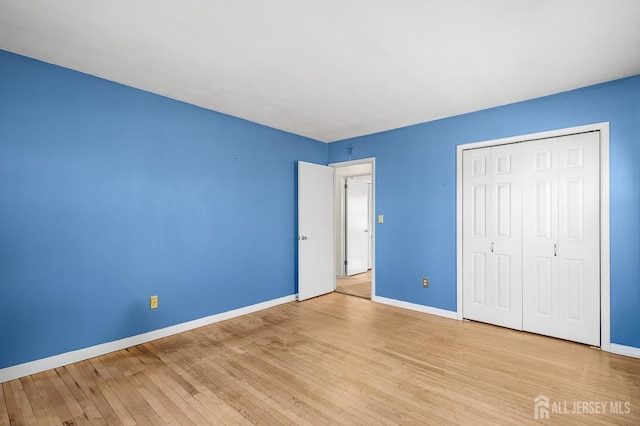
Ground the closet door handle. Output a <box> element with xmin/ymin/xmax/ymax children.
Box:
<box><xmin>554</xmin><ymin>243</ymin><xmax>557</xmax><ymax>257</ymax></box>
<box><xmin>490</xmin><ymin>242</ymin><xmax>494</xmax><ymax>253</ymax></box>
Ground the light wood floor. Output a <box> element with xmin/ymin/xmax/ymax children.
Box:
<box><xmin>2</xmin><ymin>293</ymin><xmax>639</xmax><ymax>425</ymax></box>
<box><xmin>335</xmin><ymin>270</ymin><xmax>372</xmax><ymax>299</ymax></box>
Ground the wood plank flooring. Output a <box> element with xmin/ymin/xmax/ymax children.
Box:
<box><xmin>335</xmin><ymin>270</ymin><xmax>372</xmax><ymax>299</ymax></box>
<box><xmin>2</xmin><ymin>293</ymin><xmax>639</xmax><ymax>425</ymax></box>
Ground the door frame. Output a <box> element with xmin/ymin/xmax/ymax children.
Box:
<box><xmin>456</xmin><ymin>122</ymin><xmax>610</xmax><ymax>350</ymax></box>
<box><xmin>330</xmin><ymin>157</ymin><xmax>376</xmax><ymax>297</ymax></box>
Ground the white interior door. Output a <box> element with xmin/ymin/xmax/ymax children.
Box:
<box><xmin>522</xmin><ymin>132</ymin><xmax>600</xmax><ymax>345</ymax></box>
<box><xmin>462</xmin><ymin>144</ymin><xmax>522</xmax><ymax>330</ymax></box>
<box><xmin>298</xmin><ymin>161</ymin><xmax>335</xmax><ymax>301</ymax></box>
<box><xmin>345</xmin><ymin>177</ymin><xmax>369</xmax><ymax>276</ymax></box>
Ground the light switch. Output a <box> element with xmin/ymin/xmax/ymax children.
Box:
<box><xmin>378</xmin><ymin>214</ymin><xmax>384</xmax><ymax>224</ymax></box>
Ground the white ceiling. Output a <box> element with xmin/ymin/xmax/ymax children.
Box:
<box><xmin>1</xmin><ymin>1</ymin><xmax>639</xmax><ymax>142</ymax></box>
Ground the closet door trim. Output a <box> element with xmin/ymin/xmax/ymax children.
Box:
<box><xmin>456</xmin><ymin>122</ymin><xmax>610</xmax><ymax>350</ymax></box>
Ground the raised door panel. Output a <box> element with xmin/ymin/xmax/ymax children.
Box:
<box><xmin>472</xmin><ymin>252</ymin><xmax>487</xmax><ymax>304</ymax></box>
<box><xmin>533</xmin><ymin>257</ymin><xmax>554</xmax><ymax>316</ymax></box>
<box><xmin>495</xmin><ymin>254</ymin><xmax>511</xmax><ymax>309</ymax></box>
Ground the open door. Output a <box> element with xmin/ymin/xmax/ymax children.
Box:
<box><xmin>345</xmin><ymin>177</ymin><xmax>369</xmax><ymax>276</ymax></box>
<box><xmin>298</xmin><ymin>161</ymin><xmax>335</xmax><ymax>301</ymax></box>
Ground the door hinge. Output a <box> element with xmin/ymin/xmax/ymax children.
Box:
<box><xmin>344</xmin><ymin>183</ymin><xmax>348</xmax><ymax>189</ymax></box>
<box><xmin>344</xmin><ymin>260</ymin><xmax>347</xmax><ymax>266</ymax></box>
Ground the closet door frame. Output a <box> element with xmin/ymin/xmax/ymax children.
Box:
<box><xmin>456</xmin><ymin>122</ymin><xmax>610</xmax><ymax>350</ymax></box>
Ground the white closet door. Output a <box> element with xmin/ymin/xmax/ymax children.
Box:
<box><xmin>463</xmin><ymin>144</ymin><xmax>522</xmax><ymax>330</ymax></box>
<box><xmin>557</xmin><ymin>132</ymin><xmax>600</xmax><ymax>345</ymax></box>
<box><xmin>522</xmin><ymin>138</ymin><xmax>560</xmax><ymax>336</ymax></box>
<box><xmin>463</xmin><ymin>148</ymin><xmax>492</xmax><ymax>324</ymax></box>
<box><xmin>522</xmin><ymin>132</ymin><xmax>600</xmax><ymax>345</ymax></box>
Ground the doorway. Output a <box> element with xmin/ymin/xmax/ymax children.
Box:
<box><xmin>331</xmin><ymin>159</ymin><xmax>375</xmax><ymax>299</ymax></box>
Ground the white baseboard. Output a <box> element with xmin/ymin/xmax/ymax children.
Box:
<box><xmin>0</xmin><ymin>294</ymin><xmax>297</xmax><ymax>384</ymax></box>
<box><xmin>372</xmin><ymin>295</ymin><xmax>458</xmax><ymax>320</ymax></box>
<box><xmin>608</xmin><ymin>343</ymin><xmax>640</xmax><ymax>359</ymax></box>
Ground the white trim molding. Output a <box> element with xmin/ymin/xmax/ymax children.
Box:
<box><xmin>373</xmin><ymin>296</ymin><xmax>458</xmax><ymax>320</ymax></box>
<box><xmin>456</xmin><ymin>122</ymin><xmax>612</xmax><ymax>351</ymax></box>
<box><xmin>0</xmin><ymin>294</ymin><xmax>296</xmax><ymax>384</ymax></box>
<box><xmin>609</xmin><ymin>344</ymin><xmax>640</xmax><ymax>359</ymax></box>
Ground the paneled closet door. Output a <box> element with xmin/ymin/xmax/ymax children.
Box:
<box><xmin>522</xmin><ymin>132</ymin><xmax>600</xmax><ymax>346</ymax></box>
<box><xmin>463</xmin><ymin>144</ymin><xmax>522</xmax><ymax>330</ymax></box>
<box><xmin>522</xmin><ymin>138</ymin><xmax>559</xmax><ymax>337</ymax></box>
<box><xmin>557</xmin><ymin>132</ymin><xmax>600</xmax><ymax>345</ymax></box>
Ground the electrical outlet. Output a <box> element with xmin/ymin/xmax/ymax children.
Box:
<box><xmin>150</xmin><ymin>295</ymin><xmax>159</xmax><ymax>309</ymax></box>
<box><xmin>422</xmin><ymin>278</ymin><xmax>429</xmax><ymax>288</ymax></box>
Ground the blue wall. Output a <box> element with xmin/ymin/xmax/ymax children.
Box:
<box><xmin>0</xmin><ymin>50</ymin><xmax>326</xmax><ymax>369</ymax></box>
<box><xmin>2</xmin><ymin>48</ymin><xmax>638</xmax><ymax>372</ymax></box>
<box><xmin>328</xmin><ymin>75</ymin><xmax>640</xmax><ymax>349</ymax></box>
